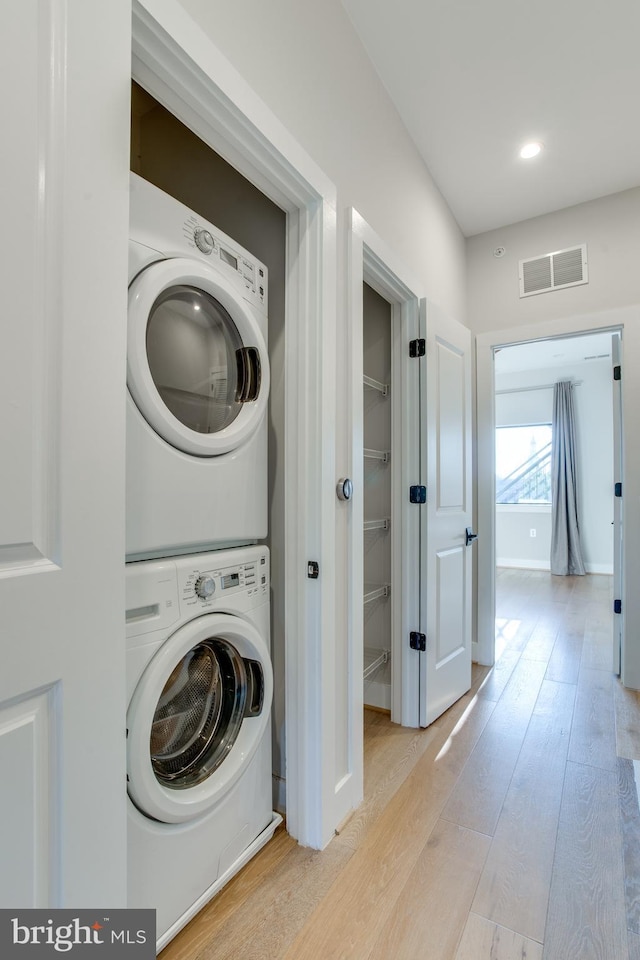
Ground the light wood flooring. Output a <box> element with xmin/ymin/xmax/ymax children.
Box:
<box><xmin>160</xmin><ymin>569</ymin><xmax>640</xmax><ymax>960</ymax></box>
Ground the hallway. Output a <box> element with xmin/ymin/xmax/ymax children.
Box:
<box><xmin>160</xmin><ymin>570</ymin><xmax>640</xmax><ymax>960</ymax></box>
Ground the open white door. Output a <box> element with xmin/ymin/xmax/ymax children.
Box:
<box><xmin>419</xmin><ymin>300</ymin><xmax>473</xmax><ymax>727</ymax></box>
<box><xmin>612</xmin><ymin>332</ymin><xmax>623</xmax><ymax>674</ymax></box>
<box><xmin>0</xmin><ymin>1</ymin><xmax>129</xmax><ymax>905</ymax></box>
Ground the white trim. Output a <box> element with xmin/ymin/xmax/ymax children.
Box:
<box><xmin>476</xmin><ymin>306</ymin><xmax>640</xmax><ymax>689</ymax></box>
<box><xmin>496</xmin><ymin>503</ymin><xmax>551</xmax><ymax>514</ymax></box>
<box><xmin>497</xmin><ymin>559</ymin><xmax>550</xmax><ymax>571</ymax></box>
<box><xmin>586</xmin><ymin>564</ymin><xmax>614</xmax><ymax>576</ymax></box>
<box><xmin>497</xmin><ymin>559</ymin><xmax>613</xmax><ymax>575</ymax></box>
<box><xmin>132</xmin><ymin>0</ymin><xmax>338</xmax><ymax>847</ymax></box>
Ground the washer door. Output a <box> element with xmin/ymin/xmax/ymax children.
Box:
<box><xmin>127</xmin><ymin>614</ymin><xmax>272</xmax><ymax>823</ymax></box>
<box><xmin>128</xmin><ymin>258</ymin><xmax>269</xmax><ymax>457</ymax></box>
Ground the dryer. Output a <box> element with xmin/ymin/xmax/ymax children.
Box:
<box><xmin>126</xmin><ymin>173</ymin><xmax>270</xmax><ymax>560</ymax></box>
<box><xmin>126</xmin><ymin>545</ymin><xmax>281</xmax><ymax>951</ymax></box>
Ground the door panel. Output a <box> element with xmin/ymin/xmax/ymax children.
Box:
<box><xmin>0</xmin><ymin>0</ymin><xmax>130</xmax><ymax>905</ymax></box>
<box><xmin>612</xmin><ymin>332</ymin><xmax>623</xmax><ymax>674</ymax></box>
<box><xmin>420</xmin><ymin>301</ymin><xmax>472</xmax><ymax>727</ymax></box>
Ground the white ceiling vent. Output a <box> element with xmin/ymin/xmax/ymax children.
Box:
<box><xmin>519</xmin><ymin>244</ymin><xmax>588</xmax><ymax>298</ymax></box>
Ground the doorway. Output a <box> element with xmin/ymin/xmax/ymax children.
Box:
<box><xmin>476</xmin><ymin>317</ymin><xmax>631</xmax><ymax>684</ymax></box>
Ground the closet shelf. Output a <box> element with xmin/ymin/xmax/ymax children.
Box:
<box><xmin>364</xmin><ymin>518</ymin><xmax>390</xmax><ymax>532</ymax></box>
<box><xmin>363</xmin><ymin>583</ymin><xmax>390</xmax><ymax>605</ymax></box>
<box><xmin>363</xmin><ymin>375</ymin><xmax>389</xmax><ymax>397</ymax></box>
<box><xmin>363</xmin><ymin>646</ymin><xmax>390</xmax><ymax>681</ymax></box>
<box><xmin>364</xmin><ymin>448</ymin><xmax>390</xmax><ymax>463</ymax></box>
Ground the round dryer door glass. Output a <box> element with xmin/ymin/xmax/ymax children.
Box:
<box><xmin>146</xmin><ymin>285</ymin><xmax>261</xmax><ymax>435</ymax></box>
<box><xmin>150</xmin><ymin>638</ymin><xmax>256</xmax><ymax>789</ymax></box>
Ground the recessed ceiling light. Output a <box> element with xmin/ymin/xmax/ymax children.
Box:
<box><xmin>520</xmin><ymin>142</ymin><xmax>544</xmax><ymax>160</ymax></box>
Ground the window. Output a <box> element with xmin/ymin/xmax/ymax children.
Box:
<box><xmin>496</xmin><ymin>424</ymin><xmax>552</xmax><ymax>504</ymax></box>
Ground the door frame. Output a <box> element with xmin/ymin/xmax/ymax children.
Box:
<box><xmin>476</xmin><ymin>306</ymin><xmax>640</xmax><ymax>689</ymax></box>
<box><xmin>343</xmin><ymin>210</ymin><xmax>424</xmax><ymax>820</ymax></box>
<box><xmin>132</xmin><ymin>0</ymin><xmax>338</xmax><ymax>848</ymax></box>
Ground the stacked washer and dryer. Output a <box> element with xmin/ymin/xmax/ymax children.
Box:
<box><xmin>125</xmin><ymin>173</ymin><xmax>281</xmax><ymax>951</ymax></box>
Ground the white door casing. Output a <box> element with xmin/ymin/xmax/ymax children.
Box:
<box><xmin>420</xmin><ymin>301</ymin><xmax>473</xmax><ymax>726</ymax></box>
<box><xmin>342</xmin><ymin>210</ymin><xmax>424</xmax><ymax>825</ymax></box>
<box><xmin>132</xmin><ymin>0</ymin><xmax>338</xmax><ymax>847</ymax></box>
<box><xmin>0</xmin><ymin>0</ymin><xmax>130</xmax><ymax>906</ymax></box>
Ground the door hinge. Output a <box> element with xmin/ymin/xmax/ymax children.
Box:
<box><xmin>614</xmin><ymin>365</ymin><xmax>621</xmax><ymax>381</ymax></box>
<box><xmin>410</xmin><ymin>631</ymin><xmax>426</xmax><ymax>652</ymax></box>
<box><xmin>409</xmin><ymin>485</ymin><xmax>427</xmax><ymax>504</ymax></box>
<box><xmin>409</xmin><ymin>338</ymin><xmax>426</xmax><ymax>358</ymax></box>
<box><xmin>615</xmin><ymin>482</ymin><xmax>622</xmax><ymax>498</ymax></box>
<box><xmin>614</xmin><ymin>599</ymin><xmax>622</xmax><ymax>615</ymax></box>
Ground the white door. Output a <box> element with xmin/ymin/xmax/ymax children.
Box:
<box><xmin>0</xmin><ymin>1</ymin><xmax>130</xmax><ymax>905</ymax></box>
<box><xmin>612</xmin><ymin>333</ymin><xmax>624</xmax><ymax>674</ymax></box>
<box><xmin>419</xmin><ymin>300</ymin><xmax>473</xmax><ymax>726</ymax></box>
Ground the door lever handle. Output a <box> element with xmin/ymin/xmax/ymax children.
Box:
<box><xmin>465</xmin><ymin>528</ymin><xmax>478</xmax><ymax>546</ymax></box>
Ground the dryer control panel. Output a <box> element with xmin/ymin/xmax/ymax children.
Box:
<box><xmin>129</xmin><ymin>172</ymin><xmax>268</xmax><ymax>316</ymax></box>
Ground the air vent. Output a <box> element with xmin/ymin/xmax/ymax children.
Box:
<box><xmin>519</xmin><ymin>244</ymin><xmax>588</xmax><ymax>298</ymax></box>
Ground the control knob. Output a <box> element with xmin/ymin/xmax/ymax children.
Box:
<box><xmin>194</xmin><ymin>575</ymin><xmax>215</xmax><ymax>599</ymax></box>
<box><xmin>194</xmin><ymin>228</ymin><xmax>214</xmax><ymax>255</ymax></box>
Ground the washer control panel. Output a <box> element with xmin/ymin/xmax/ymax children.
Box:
<box><xmin>179</xmin><ymin>551</ymin><xmax>269</xmax><ymax>610</ymax></box>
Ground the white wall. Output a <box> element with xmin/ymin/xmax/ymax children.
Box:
<box><xmin>495</xmin><ymin>361</ymin><xmax>614</xmax><ymax>573</ymax></box>
<box><xmin>467</xmin><ymin>187</ymin><xmax>640</xmax><ymax>333</ymax></box>
<box><xmin>177</xmin><ymin>0</ymin><xmax>466</xmax><ymax>323</ymax></box>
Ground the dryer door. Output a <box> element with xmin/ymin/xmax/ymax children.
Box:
<box><xmin>127</xmin><ymin>614</ymin><xmax>272</xmax><ymax>823</ymax></box>
<box><xmin>127</xmin><ymin>258</ymin><xmax>270</xmax><ymax>457</ymax></box>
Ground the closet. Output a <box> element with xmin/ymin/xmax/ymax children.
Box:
<box><xmin>362</xmin><ymin>283</ymin><xmax>393</xmax><ymax>711</ymax></box>
<box><xmin>130</xmin><ymin>81</ymin><xmax>288</xmax><ymax>812</ymax></box>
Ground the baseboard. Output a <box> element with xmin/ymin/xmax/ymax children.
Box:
<box><xmin>497</xmin><ymin>558</ymin><xmax>613</xmax><ymax>575</ymax></box>
<box><xmin>496</xmin><ymin>558</ymin><xmax>550</xmax><ymax>571</ymax></box>
<box><xmin>585</xmin><ymin>563</ymin><xmax>614</xmax><ymax>575</ymax></box>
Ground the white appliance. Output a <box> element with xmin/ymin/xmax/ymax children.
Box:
<box><xmin>126</xmin><ymin>545</ymin><xmax>281</xmax><ymax>951</ymax></box>
<box><xmin>126</xmin><ymin>173</ymin><xmax>270</xmax><ymax>560</ymax></box>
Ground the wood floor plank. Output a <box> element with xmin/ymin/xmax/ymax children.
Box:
<box><xmin>629</xmin><ymin>930</ymin><xmax>640</xmax><ymax>960</ymax></box>
<box><xmin>159</xmin><ymin>826</ymin><xmax>297</xmax><ymax>960</ymax></box>
<box><xmin>521</xmin><ymin>619</ymin><xmax>558</xmax><ymax>663</ymax></box>
<box><xmin>368</xmin><ymin>819</ymin><xmax>491</xmax><ymax>960</ymax></box>
<box><xmin>471</xmin><ymin>679</ymin><xmax>576</xmax><ymax>943</ymax></box>
<box><xmin>615</xmin><ymin>680</ymin><xmax>640</xmax><ymax>761</ymax></box>
<box><xmin>441</xmin><ymin>658</ymin><xmax>547</xmax><ymax>836</ymax></box>
<box><xmin>618</xmin><ymin>757</ymin><xmax>640</xmax><ymax>935</ymax></box>
<box><xmin>545</xmin><ymin>634</ymin><xmax>582</xmax><ymax>685</ymax></box>
<box><xmin>280</xmin><ymin>695</ymin><xmax>497</xmax><ymax>960</ymax></box>
<box><xmin>543</xmin><ymin>761</ymin><xmax>627</xmax><ymax>960</ymax></box>
<box><xmin>568</xmin><ymin>667</ymin><xmax>617</xmax><ymax>772</ymax></box>
<box><xmin>454</xmin><ymin>913</ymin><xmax>543</xmax><ymax>960</ymax></box>
<box><xmin>477</xmin><ymin>646</ymin><xmax>521</xmax><ymax>702</ymax></box>
<box><xmin>190</xmin><ymin>838</ymin><xmax>354</xmax><ymax>960</ymax></box>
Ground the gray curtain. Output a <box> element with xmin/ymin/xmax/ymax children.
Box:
<box><xmin>550</xmin><ymin>380</ymin><xmax>585</xmax><ymax>575</ymax></box>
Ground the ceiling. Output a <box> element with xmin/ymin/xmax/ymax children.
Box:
<box><xmin>495</xmin><ymin>332</ymin><xmax>613</xmax><ymax>375</ymax></box>
<box><xmin>341</xmin><ymin>0</ymin><xmax>640</xmax><ymax>237</ymax></box>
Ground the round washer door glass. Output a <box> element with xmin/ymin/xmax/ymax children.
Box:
<box><xmin>151</xmin><ymin>638</ymin><xmax>247</xmax><ymax>789</ymax></box>
<box><xmin>147</xmin><ymin>285</ymin><xmax>248</xmax><ymax>436</ymax></box>
<box><xmin>126</xmin><ymin>612</ymin><xmax>272</xmax><ymax>823</ymax></box>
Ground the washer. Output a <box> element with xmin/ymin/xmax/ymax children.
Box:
<box><xmin>126</xmin><ymin>173</ymin><xmax>270</xmax><ymax>560</ymax></box>
<box><xmin>126</xmin><ymin>545</ymin><xmax>281</xmax><ymax>951</ymax></box>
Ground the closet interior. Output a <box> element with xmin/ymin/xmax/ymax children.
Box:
<box><xmin>362</xmin><ymin>282</ymin><xmax>393</xmax><ymax>712</ymax></box>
